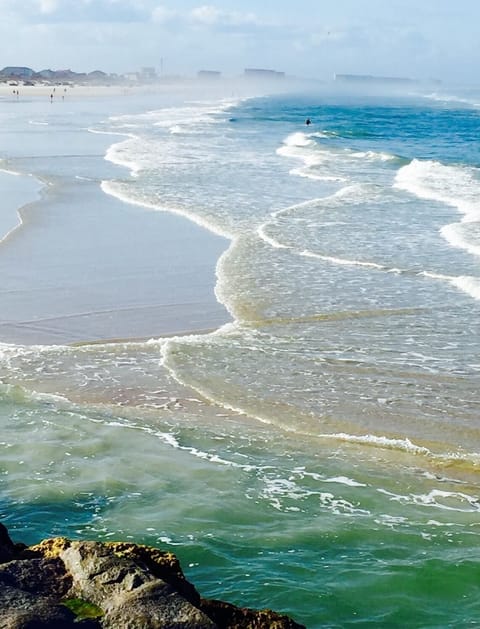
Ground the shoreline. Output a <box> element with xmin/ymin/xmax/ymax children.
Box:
<box><xmin>0</xmin><ymin>78</ymin><xmax>278</xmax><ymax>102</ymax></box>
<box><xmin>0</xmin><ymin>86</ymin><xmax>233</xmax><ymax>346</ymax></box>
<box><xmin>0</xmin><ymin>168</ymin><xmax>42</xmax><ymax>244</ymax></box>
<box><xmin>69</xmin><ymin>326</ymin><xmax>221</xmax><ymax>347</ymax></box>
<box><xmin>0</xmin><ymin>81</ymin><xmax>199</xmax><ymax>101</ymax></box>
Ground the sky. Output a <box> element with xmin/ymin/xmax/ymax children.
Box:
<box><xmin>0</xmin><ymin>0</ymin><xmax>478</xmax><ymax>83</ymax></box>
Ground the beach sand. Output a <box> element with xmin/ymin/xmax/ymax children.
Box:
<box><xmin>0</xmin><ymin>82</ymin><xmax>182</xmax><ymax>100</ymax></box>
<box><xmin>0</xmin><ymin>84</ymin><xmax>230</xmax><ymax>345</ymax></box>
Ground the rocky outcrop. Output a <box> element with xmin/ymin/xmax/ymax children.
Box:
<box><xmin>0</xmin><ymin>523</ymin><xmax>305</xmax><ymax>628</ymax></box>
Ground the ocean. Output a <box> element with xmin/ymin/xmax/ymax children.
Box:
<box><xmin>1</xmin><ymin>81</ymin><xmax>480</xmax><ymax>627</ymax></box>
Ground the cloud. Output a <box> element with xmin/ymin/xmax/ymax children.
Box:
<box><xmin>190</xmin><ymin>5</ymin><xmax>220</xmax><ymax>24</ymax></box>
<box><xmin>38</xmin><ymin>0</ymin><xmax>59</xmax><ymax>13</ymax></box>
<box><xmin>189</xmin><ymin>5</ymin><xmax>259</xmax><ymax>27</ymax></box>
<box><xmin>151</xmin><ymin>5</ymin><xmax>178</xmax><ymax>24</ymax></box>
<box><xmin>150</xmin><ymin>4</ymin><xmax>260</xmax><ymax>29</ymax></box>
<box><xmin>3</xmin><ymin>0</ymin><xmax>152</xmax><ymax>23</ymax></box>
<box><xmin>1</xmin><ymin>0</ymin><xmax>478</xmax><ymax>82</ymax></box>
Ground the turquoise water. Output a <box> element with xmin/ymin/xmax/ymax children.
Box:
<box><xmin>1</xmin><ymin>83</ymin><xmax>480</xmax><ymax>627</ymax></box>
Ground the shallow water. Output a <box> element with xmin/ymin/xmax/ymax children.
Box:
<box><xmin>1</xmin><ymin>83</ymin><xmax>480</xmax><ymax>627</ymax></box>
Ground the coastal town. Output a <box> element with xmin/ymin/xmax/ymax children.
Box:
<box><xmin>0</xmin><ymin>65</ymin><xmax>286</xmax><ymax>87</ymax></box>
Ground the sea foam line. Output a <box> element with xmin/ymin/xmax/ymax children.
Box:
<box><xmin>378</xmin><ymin>487</ymin><xmax>480</xmax><ymax>512</ymax></box>
<box><xmin>98</xmin><ymin>98</ymin><xmax>480</xmax><ymax>444</ymax></box>
<box><xmin>100</xmin><ymin>100</ymin><xmax>244</xmax><ymax>330</ymax></box>
<box><xmin>299</xmin><ymin>249</ymin><xmax>388</xmax><ymax>270</ymax></box>
<box><xmin>320</xmin><ymin>431</ymin><xmax>480</xmax><ymax>467</ymax></box>
<box><xmin>256</xmin><ymin>221</ymin><xmax>398</xmax><ymax>272</ymax></box>
<box><xmin>322</xmin><ymin>432</ymin><xmax>431</xmax><ymax>455</ymax></box>
<box><xmin>159</xmin><ymin>338</ymin><xmax>480</xmax><ymax>464</ymax></box>
<box><xmin>277</xmin><ymin>131</ymin><xmax>398</xmax><ymax>184</ymax></box>
<box><xmin>100</xmin><ymin>180</ymin><xmax>232</xmax><ymax>240</ymax></box>
<box><xmin>395</xmin><ymin>158</ymin><xmax>480</xmax><ymax>220</ymax></box>
<box><xmin>101</xmin><ymin>99</ymin><xmax>243</xmax><ymax>240</ymax></box>
<box><xmin>422</xmin><ymin>91</ymin><xmax>480</xmax><ymax>109</ymax></box>
<box><xmin>0</xmin><ymin>168</ymin><xmax>45</xmax><ymax>245</ymax></box>
<box><xmin>258</xmin><ymin>190</ymin><xmax>480</xmax><ymax>297</ymax></box>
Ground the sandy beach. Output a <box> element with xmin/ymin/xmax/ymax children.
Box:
<box><xmin>0</xmin><ymin>81</ymin><xmax>188</xmax><ymax>100</ymax></box>
<box><xmin>0</xmin><ymin>83</ymin><xmax>230</xmax><ymax>345</ymax></box>
<box><xmin>0</xmin><ymin>78</ymin><xmax>264</xmax><ymax>102</ymax></box>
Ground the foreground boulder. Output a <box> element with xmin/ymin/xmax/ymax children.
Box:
<box><xmin>0</xmin><ymin>523</ymin><xmax>305</xmax><ymax>628</ymax></box>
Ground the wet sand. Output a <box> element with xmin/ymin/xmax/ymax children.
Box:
<box><xmin>0</xmin><ymin>86</ymin><xmax>230</xmax><ymax>345</ymax></box>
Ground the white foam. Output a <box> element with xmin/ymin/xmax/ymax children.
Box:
<box><xmin>100</xmin><ymin>179</ymin><xmax>232</xmax><ymax>239</ymax></box>
<box><xmin>395</xmin><ymin>158</ymin><xmax>480</xmax><ymax>280</ymax></box>
<box><xmin>450</xmin><ymin>275</ymin><xmax>480</xmax><ymax>300</ymax></box>
<box><xmin>90</xmin><ymin>414</ymin><xmax>260</xmax><ymax>472</ymax></box>
<box><xmin>395</xmin><ymin>159</ymin><xmax>480</xmax><ymax>222</ymax></box>
<box><xmin>258</xmin><ymin>476</ymin><xmax>370</xmax><ymax>515</ymax></box>
<box><xmin>351</xmin><ymin>150</ymin><xmax>397</xmax><ymax>162</ymax></box>
<box><xmin>420</xmin><ymin>270</ymin><xmax>456</xmax><ymax>281</ymax></box>
<box><xmin>282</xmin><ymin>131</ymin><xmax>315</xmax><ymax>148</ymax></box>
<box><xmin>325</xmin><ymin>476</ymin><xmax>367</xmax><ymax>487</ymax></box>
<box><xmin>420</xmin><ymin>270</ymin><xmax>480</xmax><ymax>301</ymax></box>
<box><xmin>422</xmin><ymin>91</ymin><xmax>480</xmax><ymax>109</ymax></box>
<box><xmin>300</xmin><ymin>249</ymin><xmax>386</xmax><ymax>270</ymax></box>
<box><xmin>0</xmin><ymin>166</ymin><xmax>22</xmax><ymax>176</ymax></box>
<box><xmin>87</xmin><ymin>127</ymin><xmax>130</xmax><ymax>138</ymax></box>
<box><xmin>256</xmin><ymin>224</ymin><xmax>289</xmax><ymax>250</ymax></box>
<box><xmin>322</xmin><ymin>432</ymin><xmax>431</xmax><ymax>455</ymax></box>
<box><xmin>276</xmin><ymin>133</ymin><xmax>326</xmax><ymax>175</ymax></box>
<box><xmin>289</xmin><ymin>167</ymin><xmax>346</xmax><ymax>182</ymax></box>
<box><xmin>441</xmin><ymin>223</ymin><xmax>480</xmax><ymax>258</ymax></box>
<box><xmin>374</xmin><ymin>514</ymin><xmax>409</xmax><ymax>527</ymax></box>
<box><xmin>277</xmin><ymin>131</ymin><xmax>396</xmax><ymax>184</ymax></box>
<box><xmin>109</xmin><ymin>97</ymin><xmax>245</xmax><ymax>134</ymax></box>
<box><xmin>378</xmin><ymin>488</ymin><xmax>480</xmax><ymax>512</ymax></box>
<box><xmin>257</xmin><ymin>186</ymin><xmax>405</xmax><ymax>272</ymax></box>
<box><xmin>103</xmin><ymin>134</ymin><xmax>141</xmax><ymax>176</ymax></box>
<box><xmin>0</xmin><ymin>169</ymin><xmax>43</xmax><ymax>243</ymax></box>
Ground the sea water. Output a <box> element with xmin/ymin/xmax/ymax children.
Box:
<box><xmin>1</xmin><ymin>83</ymin><xmax>480</xmax><ymax>627</ymax></box>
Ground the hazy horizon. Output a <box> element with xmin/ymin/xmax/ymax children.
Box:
<box><xmin>0</xmin><ymin>1</ymin><xmax>477</xmax><ymax>84</ymax></box>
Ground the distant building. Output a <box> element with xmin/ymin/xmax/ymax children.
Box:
<box><xmin>88</xmin><ymin>70</ymin><xmax>108</xmax><ymax>82</ymax></box>
<box><xmin>334</xmin><ymin>73</ymin><xmax>414</xmax><ymax>85</ymax></box>
<box><xmin>37</xmin><ymin>69</ymin><xmax>56</xmax><ymax>79</ymax></box>
<box><xmin>140</xmin><ymin>67</ymin><xmax>157</xmax><ymax>81</ymax></box>
<box><xmin>244</xmin><ymin>68</ymin><xmax>285</xmax><ymax>79</ymax></box>
<box><xmin>198</xmin><ymin>70</ymin><xmax>221</xmax><ymax>79</ymax></box>
<box><xmin>124</xmin><ymin>72</ymin><xmax>139</xmax><ymax>82</ymax></box>
<box><xmin>0</xmin><ymin>66</ymin><xmax>35</xmax><ymax>78</ymax></box>
<box><xmin>49</xmin><ymin>69</ymin><xmax>87</xmax><ymax>82</ymax></box>
<box><xmin>0</xmin><ymin>65</ymin><xmax>158</xmax><ymax>86</ymax></box>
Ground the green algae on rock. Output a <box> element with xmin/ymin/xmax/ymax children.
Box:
<box><xmin>0</xmin><ymin>523</ymin><xmax>305</xmax><ymax>628</ymax></box>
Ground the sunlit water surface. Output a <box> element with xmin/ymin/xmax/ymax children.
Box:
<box><xmin>1</xmin><ymin>84</ymin><xmax>480</xmax><ymax>627</ymax></box>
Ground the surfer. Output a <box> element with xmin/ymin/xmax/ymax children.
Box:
<box><xmin>305</xmin><ymin>118</ymin><xmax>312</xmax><ymax>126</ymax></box>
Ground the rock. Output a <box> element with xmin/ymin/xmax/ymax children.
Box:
<box><xmin>0</xmin><ymin>557</ymin><xmax>72</xmax><ymax>598</ymax></box>
<box><xmin>200</xmin><ymin>599</ymin><xmax>305</xmax><ymax>629</ymax></box>
<box><xmin>104</xmin><ymin>540</ymin><xmax>201</xmax><ymax>604</ymax></box>
<box><xmin>0</xmin><ymin>585</ymin><xmax>80</xmax><ymax>628</ymax></box>
<box><xmin>0</xmin><ymin>522</ymin><xmax>305</xmax><ymax>628</ymax></box>
<box><xmin>102</xmin><ymin>581</ymin><xmax>216</xmax><ymax>629</ymax></box>
<box><xmin>0</xmin><ymin>522</ymin><xmax>16</xmax><ymax>563</ymax></box>
<box><xmin>59</xmin><ymin>541</ymin><xmax>215</xmax><ymax>626</ymax></box>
